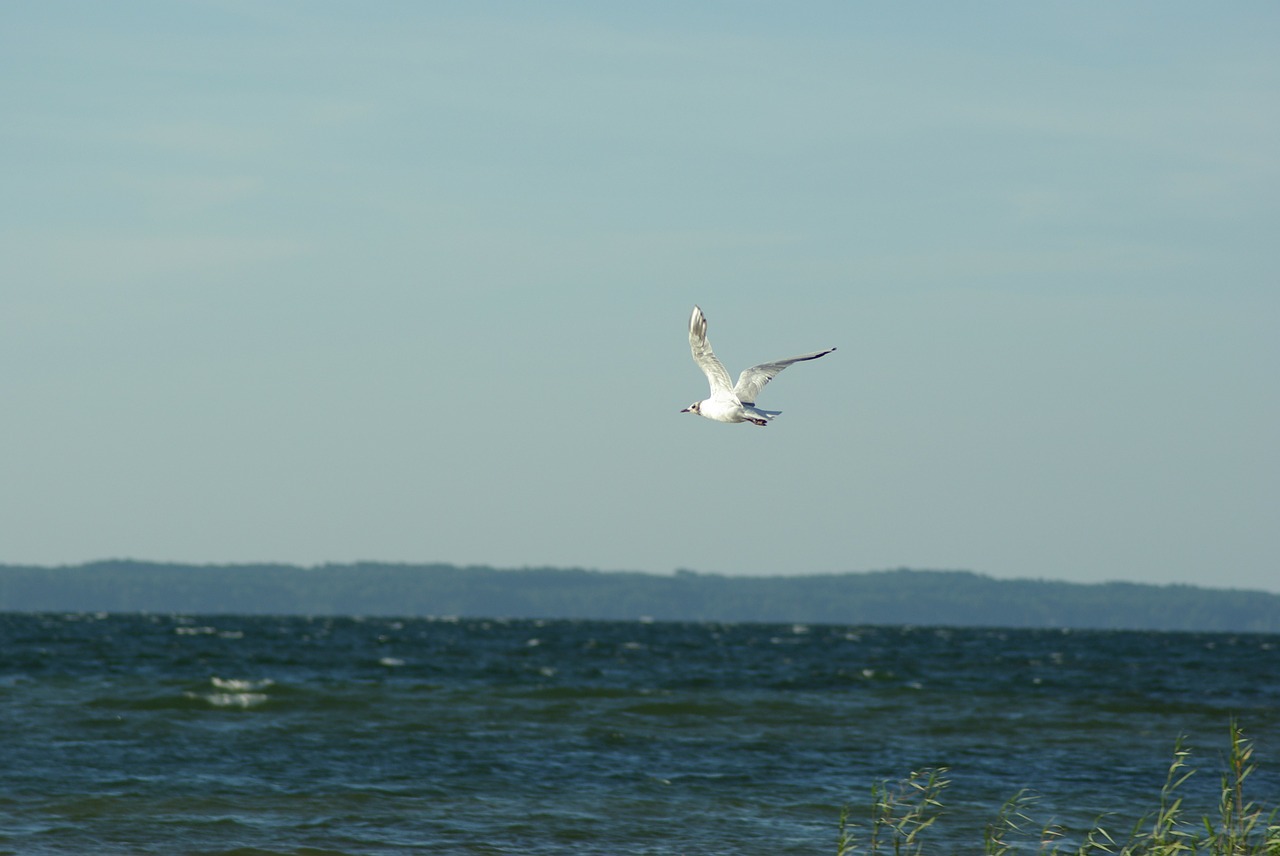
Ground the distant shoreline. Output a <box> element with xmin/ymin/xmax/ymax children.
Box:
<box><xmin>2</xmin><ymin>561</ymin><xmax>1277</xmax><ymax>633</ymax></box>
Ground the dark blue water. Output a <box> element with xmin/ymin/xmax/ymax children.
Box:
<box><xmin>1</xmin><ymin>614</ymin><xmax>1277</xmax><ymax>855</ymax></box>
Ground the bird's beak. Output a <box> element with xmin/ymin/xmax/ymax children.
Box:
<box><xmin>680</xmin><ymin>407</ymin><xmax>690</xmax><ymax>413</ymax></box>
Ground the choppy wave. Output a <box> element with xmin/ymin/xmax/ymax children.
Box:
<box><xmin>1</xmin><ymin>613</ymin><xmax>1276</xmax><ymax>855</ymax></box>
<box><xmin>194</xmin><ymin>690</ymin><xmax>269</xmax><ymax>708</ymax></box>
<box><xmin>189</xmin><ymin>678</ymin><xmax>274</xmax><ymax>708</ymax></box>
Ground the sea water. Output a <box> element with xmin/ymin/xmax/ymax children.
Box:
<box><xmin>1</xmin><ymin>613</ymin><xmax>1277</xmax><ymax>855</ymax></box>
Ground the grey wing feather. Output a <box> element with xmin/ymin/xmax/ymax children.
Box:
<box><xmin>733</xmin><ymin>347</ymin><xmax>836</xmax><ymax>404</ymax></box>
<box><xmin>689</xmin><ymin>305</ymin><xmax>735</xmax><ymax>396</ymax></box>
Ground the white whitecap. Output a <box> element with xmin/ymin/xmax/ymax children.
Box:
<box><xmin>210</xmin><ymin>677</ymin><xmax>274</xmax><ymax>691</ymax></box>
<box><xmin>203</xmin><ymin>692</ymin><xmax>269</xmax><ymax>708</ymax></box>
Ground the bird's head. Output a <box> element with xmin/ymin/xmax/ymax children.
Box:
<box><xmin>681</xmin><ymin>401</ymin><xmax>702</xmax><ymax>415</ymax></box>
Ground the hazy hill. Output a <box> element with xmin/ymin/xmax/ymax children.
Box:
<box><xmin>1</xmin><ymin>561</ymin><xmax>1276</xmax><ymax>632</ymax></box>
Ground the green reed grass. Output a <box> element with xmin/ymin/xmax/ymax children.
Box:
<box><xmin>837</xmin><ymin>721</ymin><xmax>1279</xmax><ymax>856</ymax></box>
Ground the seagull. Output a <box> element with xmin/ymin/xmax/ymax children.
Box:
<box><xmin>681</xmin><ymin>305</ymin><xmax>835</xmax><ymax>426</ymax></box>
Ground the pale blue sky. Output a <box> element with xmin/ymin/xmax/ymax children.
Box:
<box><xmin>3</xmin><ymin>2</ymin><xmax>1277</xmax><ymax>592</ymax></box>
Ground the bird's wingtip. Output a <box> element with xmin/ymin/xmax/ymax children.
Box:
<box><xmin>689</xmin><ymin>305</ymin><xmax>708</xmax><ymax>337</ymax></box>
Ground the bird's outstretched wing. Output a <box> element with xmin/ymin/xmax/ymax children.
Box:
<box><xmin>688</xmin><ymin>305</ymin><xmax>734</xmax><ymax>396</ymax></box>
<box><xmin>733</xmin><ymin>347</ymin><xmax>836</xmax><ymax>405</ymax></box>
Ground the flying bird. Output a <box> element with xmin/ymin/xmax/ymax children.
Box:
<box><xmin>681</xmin><ymin>305</ymin><xmax>835</xmax><ymax>426</ymax></box>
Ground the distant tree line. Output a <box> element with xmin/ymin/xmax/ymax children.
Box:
<box><xmin>0</xmin><ymin>560</ymin><xmax>1276</xmax><ymax>633</ymax></box>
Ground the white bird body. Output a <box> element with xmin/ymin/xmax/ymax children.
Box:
<box><xmin>681</xmin><ymin>305</ymin><xmax>835</xmax><ymax>426</ymax></box>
